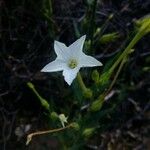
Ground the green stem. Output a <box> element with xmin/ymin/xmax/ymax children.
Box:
<box><xmin>109</xmin><ymin>25</ymin><xmax>148</xmax><ymax>73</ymax></box>
<box><xmin>43</xmin><ymin>0</ymin><xmax>55</xmax><ymax>38</ymax></box>
<box><xmin>77</xmin><ymin>73</ymin><xmax>93</xmax><ymax>98</ymax></box>
<box><xmin>92</xmin><ymin>21</ymin><xmax>150</xmax><ymax>111</ymax></box>
<box><xmin>95</xmin><ymin>14</ymin><xmax>114</xmax><ymax>47</ymax></box>
<box><xmin>77</xmin><ymin>73</ymin><xmax>87</xmax><ymax>92</ymax></box>
<box><xmin>89</xmin><ymin>0</ymin><xmax>97</xmax><ymax>50</ymax></box>
<box><xmin>27</xmin><ymin>82</ymin><xmax>50</xmax><ymax>111</ymax></box>
<box><xmin>48</xmin><ymin>0</ymin><xmax>53</xmax><ymax>15</ymax></box>
<box><xmin>106</xmin><ymin>56</ymin><xmax>127</xmax><ymax>95</ymax></box>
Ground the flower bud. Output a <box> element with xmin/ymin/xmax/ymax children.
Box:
<box><xmin>90</xmin><ymin>95</ymin><xmax>104</xmax><ymax>111</ymax></box>
<box><xmin>83</xmin><ymin>88</ymin><xmax>93</xmax><ymax>99</ymax></box>
<box><xmin>50</xmin><ymin>112</ymin><xmax>58</xmax><ymax>120</ymax></box>
<box><xmin>135</xmin><ymin>15</ymin><xmax>150</xmax><ymax>35</ymax></box>
<box><xmin>99</xmin><ymin>32</ymin><xmax>119</xmax><ymax>44</ymax></box>
<box><xmin>82</xmin><ymin>128</ymin><xmax>95</xmax><ymax>138</ymax></box>
<box><xmin>92</xmin><ymin>70</ymin><xmax>99</xmax><ymax>84</ymax></box>
<box><xmin>94</xmin><ymin>28</ymin><xmax>101</xmax><ymax>37</ymax></box>
<box><xmin>108</xmin><ymin>14</ymin><xmax>114</xmax><ymax>19</ymax></box>
<box><xmin>70</xmin><ymin>122</ymin><xmax>80</xmax><ymax>131</ymax></box>
<box><xmin>27</xmin><ymin>82</ymin><xmax>34</xmax><ymax>89</ymax></box>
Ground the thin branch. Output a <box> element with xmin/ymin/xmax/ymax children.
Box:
<box><xmin>26</xmin><ymin>123</ymin><xmax>73</xmax><ymax>145</ymax></box>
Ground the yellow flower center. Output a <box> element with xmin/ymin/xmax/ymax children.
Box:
<box><xmin>68</xmin><ymin>59</ymin><xmax>78</xmax><ymax>69</ymax></box>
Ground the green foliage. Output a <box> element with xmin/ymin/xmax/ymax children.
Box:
<box><xmin>24</xmin><ymin>1</ymin><xmax>150</xmax><ymax>147</ymax></box>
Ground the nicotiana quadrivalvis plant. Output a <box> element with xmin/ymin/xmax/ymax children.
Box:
<box><xmin>26</xmin><ymin>16</ymin><xmax>150</xmax><ymax>148</ymax></box>
<box><xmin>26</xmin><ymin>35</ymin><xmax>103</xmax><ymax>145</ymax></box>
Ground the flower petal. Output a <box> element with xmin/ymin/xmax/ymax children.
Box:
<box><xmin>54</xmin><ymin>41</ymin><xmax>70</xmax><ymax>60</ymax></box>
<box><xmin>80</xmin><ymin>53</ymin><xmax>103</xmax><ymax>67</ymax></box>
<box><xmin>41</xmin><ymin>59</ymin><xmax>65</xmax><ymax>72</ymax></box>
<box><xmin>62</xmin><ymin>67</ymin><xmax>80</xmax><ymax>85</ymax></box>
<box><xmin>68</xmin><ymin>35</ymin><xmax>86</xmax><ymax>57</ymax></box>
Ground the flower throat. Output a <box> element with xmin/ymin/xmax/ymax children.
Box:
<box><xmin>68</xmin><ymin>59</ymin><xmax>78</xmax><ymax>69</ymax></box>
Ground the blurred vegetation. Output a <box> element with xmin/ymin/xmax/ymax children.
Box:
<box><xmin>0</xmin><ymin>0</ymin><xmax>150</xmax><ymax>149</ymax></box>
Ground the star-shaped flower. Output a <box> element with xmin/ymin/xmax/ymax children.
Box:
<box><xmin>41</xmin><ymin>35</ymin><xmax>103</xmax><ymax>85</ymax></box>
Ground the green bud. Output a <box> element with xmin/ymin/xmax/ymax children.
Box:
<box><xmin>84</xmin><ymin>40</ymin><xmax>91</xmax><ymax>52</ymax></box>
<box><xmin>83</xmin><ymin>88</ymin><xmax>93</xmax><ymax>99</ymax></box>
<box><xmin>90</xmin><ymin>95</ymin><xmax>104</xmax><ymax>111</ymax></box>
<box><xmin>135</xmin><ymin>15</ymin><xmax>150</xmax><ymax>35</ymax></box>
<box><xmin>41</xmin><ymin>99</ymin><xmax>50</xmax><ymax>110</ymax></box>
<box><xmin>82</xmin><ymin>128</ymin><xmax>95</xmax><ymax>138</ymax></box>
<box><xmin>94</xmin><ymin>28</ymin><xmax>101</xmax><ymax>37</ymax></box>
<box><xmin>128</xmin><ymin>48</ymin><xmax>135</xmax><ymax>54</ymax></box>
<box><xmin>143</xmin><ymin>67</ymin><xmax>150</xmax><ymax>72</ymax></box>
<box><xmin>99</xmin><ymin>32</ymin><xmax>119</xmax><ymax>44</ymax></box>
<box><xmin>27</xmin><ymin>82</ymin><xmax>34</xmax><ymax>89</ymax></box>
<box><xmin>135</xmin><ymin>15</ymin><xmax>150</xmax><ymax>26</ymax></box>
<box><xmin>70</xmin><ymin>122</ymin><xmax>80</xmax><ymax>131</ymax></box>
<box><xmin>92</xmin><ymin>70</ymin><xmax>99</xmax><ymax>84</ymax></box>
<box><xmin>108</xmin><ymin>14</ymin><xmax>114</xmax><ymax>19</ymax></box>
<box><xmin>50</xmin><ymin>112</ymin><xmax>58</xmax><ymax>120</ymax></box>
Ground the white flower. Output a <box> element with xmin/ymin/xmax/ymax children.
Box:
<box><xmin>58</xmin><ymin>114</ymin><xmax>68</xmax><ymax>128</ymax></box>
<box><xmin>41</xmin><ymin>35</ymin><xmax>103</xmax><ymax>85</ymax></box>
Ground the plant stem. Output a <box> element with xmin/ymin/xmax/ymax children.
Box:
<box><xmin>89</xmin><ymin>0</ymin><xmax>97</xmax><ymax>51</ymax></box>
<box><xmin>95</xmin><ymin>14</ymin><xmax>114</xmax><ymax>48</ymax></box>
<box><xmin>109</xmin><ymin>26</ymin><xmax>148</xmax><ymax>73</ymax></box>
<box><xmin>48</xmin><ymin>0</ymin><xmax>53</xmax><ymax>15</ymax></box>
<box><xmin>105</xmin><ymin>56</ymin><xmax>127</xmax><ymax>96</ymax></box>
<box><xmin>26</xmin><ymin>123</ymin><xmax>73</xmax><ymax>145</ymax></box>
<box><xmin>77</xmin><ymin>73</ymin><xmax>87</xmax><ymax>92</ymax></box>
<box><xmin>27</xmin><ymin>82</ymin><xmax>50</xmax><ymax>111</ymax></box>
<box><xmin>77</xmin><ymin>73</ymin><xmax>93</xmax><ymax>98</ymax></box>
<box><xmin>95</xmin><ymin>21</ymin><xmax>150</xmax><ymax>109</ymax></box>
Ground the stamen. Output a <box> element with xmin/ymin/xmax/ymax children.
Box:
<box><xmin>68</xmin><ymin>59</ymin><xmax>78</xmax><ymax>69</ymax></box>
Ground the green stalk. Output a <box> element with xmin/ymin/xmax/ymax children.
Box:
<box><xmin>77</xmin><ymin>73</ymin><xmax>87</xmax><ymax>92</ymax></box>
<box><xmin>89</xmin><ymin>0</ymin><xmax>98</xmax><ymax>50</ymax></box>
<box><xmin>48</xmin><ymin>0</ymin><xmax>53</xmax><ymax>15</ymax></box>
<box><xmin>77</xmin><ymin>73</ymin><xmax>93</xmax><ymax>98</ymax></box>
<box><xmin>110</xmin><ymin>22</ymin><xmax>150</xmax><ymax>73</ymax></box>
<box><xmin>91</xmin><ymin>56</ymin><xmax>127</xmax><ymax>111</ymax></box>
<box><xmin>106</xmin><ymin>56</ymin><xmax>127</xmax><ymax>95</ymax></box>
<box><xmin>27</xmin><ymin>82</ymin><xmax>50</xmax><ymax>111</ymax></box>
<box><xmin>95</xmin><ymin>14</ymin><xmax>114</xmax><ymax>46</ymax></box>
<box><xmin>43</xmin><ymin>0</ymin><xmax>55</xmax><ymax>38</ymax></box>
<box><xmin>91</xmin><ymin>20</ymin><xmax>150</xmax><ymax>111</ymax></box>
